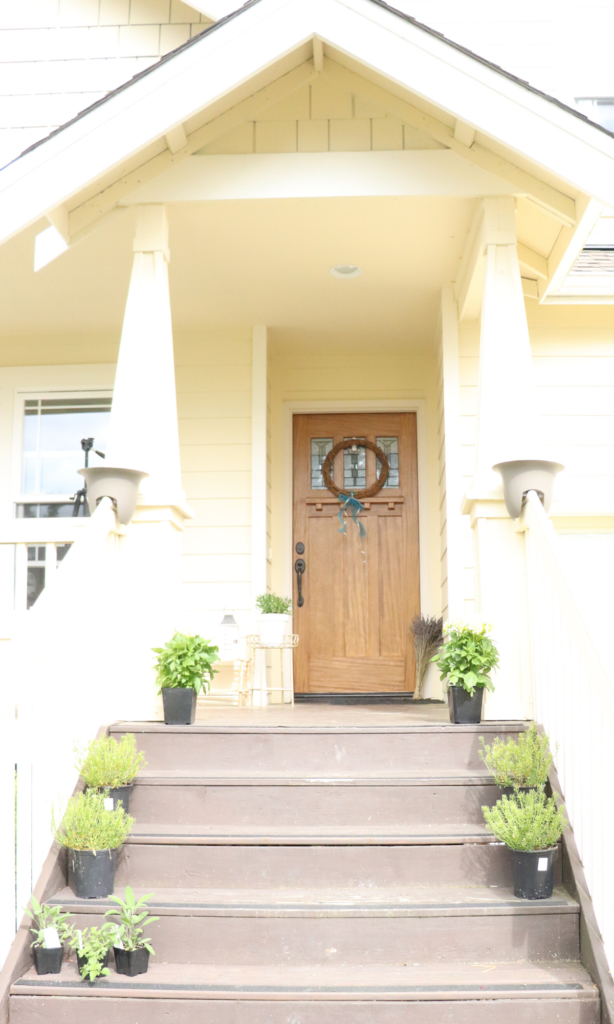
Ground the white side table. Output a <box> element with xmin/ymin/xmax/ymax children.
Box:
<box><xmin>245</xmin><ymin>635</ymin><xmax>299</xmax><ymax>706</ymax></box>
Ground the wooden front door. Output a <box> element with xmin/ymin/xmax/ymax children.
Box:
<box><xmin>293</xmin><ymin>413</ymin><xmax>420</xmax><ymax>693</ymax></box>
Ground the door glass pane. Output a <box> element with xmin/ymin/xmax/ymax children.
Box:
<box><xmin>311</xmin><ymin>438</ymin><xmax>333</xmax><ymax>489</ymax></box>
<box><xmin>376</xmin><ymin>436</ymin><xmax>400</xmax><ymax>488</ymax></box>
<box><xmin>344</xmin><ymin>437</ymin><xmax>366</xmax><ymax>492</ymax></box>
<box><xmin>22</xmin><ymin>396</ymin><xmax>112</xmax><ymax>495</ymax></box>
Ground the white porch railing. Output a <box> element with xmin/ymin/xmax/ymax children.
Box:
<box><xmin>518</xmin><ymin>489</ymin><xmax>614</xmax><ymax>973</ymax></box>
<box><xmin>0</xmin><ymin>499</ymin><xmax>127</xmax><ymax>967</ymax></box>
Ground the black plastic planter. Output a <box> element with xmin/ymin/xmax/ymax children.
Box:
<box><xmin>105</xmin><ymin>785</ymin><xmax>132</xmax><ymax>813</ymax></box>
<box><xmin>448</xmin><ymin>686</ymin><xmax>484</xmax><ymax>724</ymax></box>
<box><xmin>70</xmin><ymin>848</ymin><xmax>116</xmax><ymax>898</ymax></box>
<box><xmin>34</xmin><ymin>946</ymin><xmax>63</xmax><ymax>975</ymax></box>
<box><xmin>162</xmin><ymin>687</ymin><xmax>196</xmax><ymax>725</ymax></box>
<box><xmin>500</xmin><ymin>785</ymin><xmax>539</xmax><ymax>799</ymax></box>
<box><xmin>510</xmin><ymin>847</ymin><xmax>557</xmax><ymax>899</ymax></box>
<box><xmin>77</xmin><ymin>951</ymin><xmax>110</xmax><ymax>978</ymax></box>
<box><xmin>114</xmin><ymin>946</ymin><xmax>150</xmax><ymax>977</ymax></box>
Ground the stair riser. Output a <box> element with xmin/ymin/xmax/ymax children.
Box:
<box><xmin>10</xmin><ymin>995</ymin><xmax>600</xmax><ymax>1024</ymax></box>
<box><xmin>129</xmin><ymin>783</ymin><xmax>499</xmax><ymax>826</ymax></box>
<box><xmin>65</xmin><ymin>911</ymin><xmax>579</xmax><ymax>965</ymax></box>
<box><xmin>116</xmin><ymin>843</ymin><xmax>562</xmax><ymax>889</ymax></box>
<box><xmin>118</xmin><ymin>729</ymin><xmax>524</xmax><ymax>774</ymax></box>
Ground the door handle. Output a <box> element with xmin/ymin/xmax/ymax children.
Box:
<box><xmin>294</xmin><ymin>558</ymin><xmax>306</xmax><ymax>607</ymax></box>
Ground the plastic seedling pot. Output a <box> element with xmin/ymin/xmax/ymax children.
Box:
<box><xmin>448</xmin><ymin>686</ymin><xmax>484</xmax><ymax>724</ymax></box>
<box><xmin>105</xmin><ymin>786</ymin><xmax>132</xmax><ymax>813</ymax></box>
<box><xmin>500</xmin><ymin>785</ymin><xmax>540</xmax><ymax>799</ymax></box>
<box><xmin>34</xmin><ymin>947</ymin><xmax>63</xmax><ymax>975</ymax></box>
<box><xmin>510</xmin><ymin>847</ymin><xmax>557</xmax><ymax>899</ymax></box>
<box><xmin>114</xmin><ymin>946</ymin><xmax>150</xmax><ymax>977</ymax></box>
<box><xmin>70</xmin><ymin>849</ymin><xmax>116</xmax><ymax>898</ymax></box>
<box><xmin>162</xmin><ymin>687</ymin><xmax>196</xmax><ymax>725</ymax></box>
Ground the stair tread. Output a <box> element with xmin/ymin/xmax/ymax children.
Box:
<box><xmin>135</xmin><ymin>770</ymin><xmax>496</xmax><ymax>786</ymax></box>
<box><xmin>12</xmin><ymin>960</ymin><xmax>597</xmax><ymax>1001</ymax></box>
<box><xmin>48</xmin><ymin>884</ymin><xmax>579</xmax><ymax>916</ymax></box>
<box><xmin>125</xmin><ymin>823</ymin><xmax>496</xmax><ymax>844</ymax></box>
<box><xmin>113</xmin><ymin>721</ymin><xmax>525</xmax><ymax>735</ymax></box>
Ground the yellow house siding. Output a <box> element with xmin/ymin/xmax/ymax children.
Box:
<box><xmin>175</xmin><ymin>328</ymin><xmax>253</xmax><ymax>636</ymax></box>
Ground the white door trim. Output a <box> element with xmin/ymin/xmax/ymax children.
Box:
<box><xmin>281</xmin><ymin>398</ymin><xmax>430</xmax><ymax>626</ymax></box>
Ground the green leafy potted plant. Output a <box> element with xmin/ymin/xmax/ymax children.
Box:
<box><xmin>24</xmin><ymin>897</ymin><xmax>74</xmax><ymax>975</ymax></box>
<box><xmin>75</xmin><ymin>733</ymin><xmax>146</xmax><ymax>813</ymax></box>
<box><xmin>153</xmin><ymin>632</ymin><xmax>220</xmax><ymax>725</ymax></box>
<box><xmin>480</xmin><ymin>724</ymin><xmax>555</xmax><ymax>796</ymax></box>
<box><xmin>482</xmin><ymin>790</ymin><xmax>568</xmax><ymax>899</ymax></box>
<box><xmin>73</xmin><ymin>924</ymin><xmax>116</xmax><ymax>982</ymax></box>
<box><xmin>52</xmin><ymin>790</ymin><xmax>134</xmax><ymax>898</ymax></box>
<box><xmin>105</xmin><ymin>885</ymin><xmax>158</xmax><ymax>976</ymax></box>
<box><xmin>431</xmin><ymin>620</ymin><xmax>499</xmax><ymax>724</ymax></box>
<box><xmin>255</xmin><ymin>593</ymin><xmax>292</xmax><ymax>645</ymax></box>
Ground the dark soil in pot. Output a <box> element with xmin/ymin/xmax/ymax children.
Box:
<box><xmin>510</xmin><ymin>847</ymin><xmax>557</xmax><ymax>899</ymax></box>
<box><xmin>448</xmin><ymin>686</ymin><xmax>484</xmax><ymax>724</ymax></box>
<box><xmin>70</xmin><ymin>848</ymin><xmax>116</xmax><ymax>898</ymax></box>
<box><xmin>114</xmin><ymin>946</ymin><xmax>150</xmax><ymax>976</ymax></box>
<box><xmin>34</xmin><ymin>946</ymin><xmax>63</xmax><ymax>975</ymax></box>
<box><xmin>162</xmin><ymin>687</ymin><xmax>196</xmax><ymax>725</ymax></box>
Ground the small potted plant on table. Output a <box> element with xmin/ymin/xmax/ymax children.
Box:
<box><xmin>483</xmin><ymin>789</ymin><xmax>568</xmax><ymax>899</ymax></box>
<box><xmin>255</xmin><ymin>593</ymin><xmax>292</xmax><ymax>645</ymax></box>
<box><xmin>153</xmin><ymin>632</ymin><xmax>220</xmax><ymax>725</ymax></box>
<box><xmin>431</xmin><ymin>620</ymin><xmax>499</xmax><ymax>724</ymax></box>
<box><xmin>480</xmin><ymin>724</ymin><xmax>555</xmax><ymax>797</ymax></box>
<box><xmin>53</xmin><ymin>790</ymin><xmax>134</xmax><ymax>899</ymax></box>
<box><xmin>24</xmin><ymin>897</ymin><xmax>74</xmax><ymax>975</ymax></box>
<box><xmin>75</xmin><ymin>733</ymin><xmax>145</xmax><ymax>813</ymax></box>
<box><xmin>105</xmin><ymin>886</ymin><xmax>158</xmax><ymax>976</ymax></box>
<box><xmin>73</xmin><ymin>924</ymin><xmax>116</xmax><ymax>982</ymax></box>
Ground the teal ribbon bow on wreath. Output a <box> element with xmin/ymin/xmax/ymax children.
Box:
<box><xmin>337</xmin><ymin>493</ymin><xmax>367</xmax><ymax>539</ymax></box>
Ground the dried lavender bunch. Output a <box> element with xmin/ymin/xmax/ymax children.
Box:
<box><xmin>410</xmin><ymin>614</ymin><xmax>443</xmax><ymax>699</ymax></box>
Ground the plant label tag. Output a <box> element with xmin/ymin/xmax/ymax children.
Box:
<box><xmin>115</xmin><ymin>927</ymin><xmax>123</xmax><ymax>950</ymax></box>
<box><xmin>538</xmin><ymin>857</ymin><xmax>548</xmax><ymax>872</ymax></box>
<box><xmin>77</xmin><ymin>930</ymin><xmax>83</xmax><ymax>951</ymax></box>
<box><xmin>43</xmin><ymin>927</ymin><xmax>61</xmax><ymax>949</ymax></box>
<box><xmin>104</xmin><ymin>797</ymin><xmax>114</xmax><ymax>811</ymax></box>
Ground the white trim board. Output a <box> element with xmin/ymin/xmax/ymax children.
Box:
<box><xmin>281</xmin><ymin>398</ymin><xmax>431</xmax><ymax>622</ymax></box>
<box><xmin>121</xmin><ymin>151</ymin><xmax>516</xmax><ymax>203</ymax></box>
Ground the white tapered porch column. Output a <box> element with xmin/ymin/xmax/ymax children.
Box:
<box><xmin>463</xmin><ymin>198</ymin><xmax>540</xmax><ymax>721</ymax></box>
<box><xmin>106</xmin><ymin>205</ymin><xmax>191</xmax><ymax>719</ymax></box>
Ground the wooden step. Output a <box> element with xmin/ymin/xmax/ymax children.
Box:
<box><xmin>112</xmin><ymin>722</ymin><xmax>526</xmax><ymax>774</ymax></box>
<box><xmin>115</xmin><ymin>826</ymin><xmax>563</xmax><ymax>889</ymax></box>
<box><xmin>48</xmin><ymin>884</ymin><xmax>580</xmax><ymax>965</ymax></box>
<box><xmin>129</xmin><ymin>771</ymin><xmax>500</xmax><ymax>826</ymax></box>
<box><xmin>10</xmin><ymin>961</ymin><xmax>600</xmax><ymax>1023</ymax></box>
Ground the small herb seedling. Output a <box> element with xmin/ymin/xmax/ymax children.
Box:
<box><xmin>23</xmin><ymin>897</ymin><xmax>73</xmax><ymax>949</ymax></box>
<box><xmin>74</xmin><ymin>925</ymin><xmax>115</xmax><ymax>982</ymax></box>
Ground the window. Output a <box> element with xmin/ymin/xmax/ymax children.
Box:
<box><xmin>26</xmin><ymin>543</ymin><xmax>71</xmax><ymax>609</ymax></box>
<box><xmin>575</xmin><ymin>98</ymin><xmax>614</xmax><ymax>132</ymax></box>
<box><xmin>310</xmin><ymin>438</ymin><xmax>333</xmax><ymax>489</ymax></box>
<box><xmin>376</xmin><ymin>436</ymin><xmax>400</xmax><ymax>488</ymax></box>
<box><xmin>20</xmin><ymin>394</ymin><xmax>112</xmax><ymax>501</ymax></box>
<box><xmin>343</xmin><ymin>437</ymin><xmax>366</xmax><ymax>491</ymax></box>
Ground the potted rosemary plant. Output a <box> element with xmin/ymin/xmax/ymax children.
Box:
<box><xmin>75</xmin><ymin>733</ymin><xmax>145</xmax><ymax>813</ymax></box>
<box><xmin>73</xmin><ymin>924</ymin><xmax>116</xmax><ymax>982</ymax></box>
<box><xmin>480</xmin><ymin>724</ymin><xmax>555</xmax><ymax>796</ymax></box>
<box><xmin>482</xmin><ymin>790</ymin><xmax>568</xmax><ymax>899</ymax></box>
<box><xmin>431</xmin><ymin>620</ymin><xmax>499</xmax><ymax>724</ymax></box>
<box><xmin>153</xmin><ymin>632</ymin><xmax>220</xmax><ymax>725</ymax></box>
<box><xmin>105</xmin><ymin>886</ymin><xmax>158</xmax><ymax>976</ymax></box>
<box><xmin>255</xmin><ymin>593</ymin><xmax>292</xmax><ymax>645</ymax></box>
<box><xmin>52</xmin><ymin>790</ymin><xmax>134</xmax><ymax>898</ymax></box>
<box><xmin>24</xmin><ymin>897</ymin><xmax>74</xmax><ymax>975</ymax></box>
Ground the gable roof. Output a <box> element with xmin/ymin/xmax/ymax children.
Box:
<box><xmin>2</xmin><ymin>0</ymin><xmax>614</xmax><ymax>273</ymax></box>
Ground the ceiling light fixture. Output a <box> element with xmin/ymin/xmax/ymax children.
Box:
<box><xmin>330</xmin><ymin>264</ymin><xmax>362</xmax><ymax>279</ymax></box>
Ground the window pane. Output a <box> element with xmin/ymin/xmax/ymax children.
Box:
<box><xmin>310</xmin><ymin>438</ymin><xmax>333</xmax><ymax>489</ymax></box>
<box><xmin>21</xmin><ymin>395</ymin><xmax>111</xmax><ymax>495</ymax></box>
<box><xmin>16</xmin><ymin>503</ymin><xmax>84</xmax><ymax>518</ymax></box>
<box><xmin>344</xmin><ymin>437</ymin><xmax>366</xmax><ymax>492</ymax></box>
<box><xmin>376</xmin><ymin>436</ymin><xmax>399</xmax><ymax>488</ymax></box>
<box><xmin>27</xmin><ymin>566</ymin><xmax>45</xmax><ymax>609</ymax></box>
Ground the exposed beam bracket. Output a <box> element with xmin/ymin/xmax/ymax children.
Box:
<box><xmin>453</xmin><ymin>120</ymin><xmax>476</xmax><ymax>148</ymax></box>
<box><xmin>517</xmin><ymin>242</ymin><xmax>548</xmax><ymax>281</ymax></box>
<box><xmin>165</xmin><ymin>124</ymin><xmax>188</xmax><ymax>154</ymax></box>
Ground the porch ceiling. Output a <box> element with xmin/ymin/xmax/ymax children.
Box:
<box><xmin>0</xmin><ymin>195</ymin><xmax>475</xmax><ymax>349</ymax></box>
